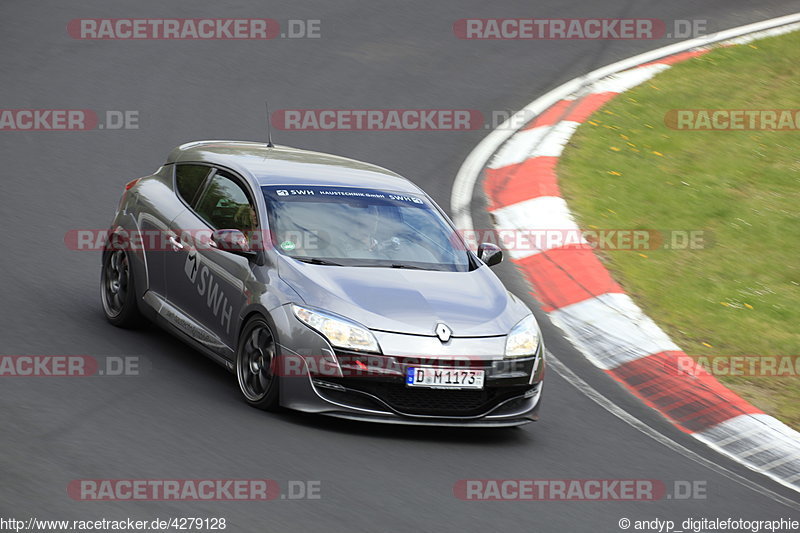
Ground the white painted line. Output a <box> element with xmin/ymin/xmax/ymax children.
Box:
<box><xmin>590</xmin><ymin>63</ymin><xmax>670</xmax><ymax>94</ymax></box>
<box><xmin>490</xmin><ymin>196</ymin><xmax>585</xmax><ymax>260</ymax></box>
<box><xmin>723</xmin><ymin>21</ymin><xmax>800</xmax><ymax>45</ymax></box>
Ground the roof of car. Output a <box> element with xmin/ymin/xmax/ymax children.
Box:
<box><xmin>167</xmin><ymin>140</ymin><xmax>423</xmax><ymax>194</ymax></box>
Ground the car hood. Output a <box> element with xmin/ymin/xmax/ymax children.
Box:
<box><xmin>277</xmin><ymin>258</ymin><xmax>530</xmax><ymax>337</ymax></box>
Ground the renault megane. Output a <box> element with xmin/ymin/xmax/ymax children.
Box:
<box><xmin>101</xmin><ymin>140</ymin><xmax>544</xmax><ymax>426</ymax></box>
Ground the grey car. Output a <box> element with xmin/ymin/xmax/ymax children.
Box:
<box><xmin>101</xmin><ymin>140</ymin><xmax>544</xmax><ymax>426</ymax></box>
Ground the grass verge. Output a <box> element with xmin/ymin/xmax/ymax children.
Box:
<box><xmin>558</xmin><ymin>30</ymin><xmax>800</xmax><ymax>428</ymax></box>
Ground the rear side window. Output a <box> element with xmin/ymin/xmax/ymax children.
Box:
<box><xmin>175</xmin><ymin>164</ymin><xmax>212</xmax><ymax>206</ymax></box>
<box><xmin>194</xmin><ymin>170</ymin><xmax>258</xmax><ymax>232</ymax></box>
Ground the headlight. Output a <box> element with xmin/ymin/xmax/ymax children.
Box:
<box><xmin>292</xmin><ymin>304</ymin><xmax>380</xmax><ymax>353</ymax></box>
<box><xmin>505</xmin><ymin>314</ymin><xmax>541</xmax><ymax>357</ymax></box>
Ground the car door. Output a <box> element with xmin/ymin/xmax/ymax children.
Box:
<box><xmin>139</xmin><ymin>164</ymin><xmax>211</xmax><ymax>299</ymax></box>
<box><xmin>164</xmin><ymin>168</ymin><xmax>258</xmax><ymax>352</ymax></box>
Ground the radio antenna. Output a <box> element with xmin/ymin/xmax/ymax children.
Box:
<box><xmin>265</xmin><ymin>101</ymin><xmax>274</xmax><ymax>147</ymax></box>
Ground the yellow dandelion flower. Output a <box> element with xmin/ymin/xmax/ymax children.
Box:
<box><xmin>744</xmin><ymin>303</ymin><xmax>753</xmax><ymax>309</ymax></box>
<box><xmin>638</xmin><ymin>253</ymin><xmax>648</xmax><ymax>258</ymax></box>
<box><xmin>608</xmin><ymin>171</ymin><xmax>622</xmax><ymax>176</ymax></box>
<box><xmin>702</xmin><ymin>342</ymin><xmax>712</xmax><ymax>348</ymax></box>
<box><xmin>610</xmin><ymin>146</ymin><xmax>621</xmax><ymax>152</ymax></box>
<box><xmin>652</xmin><ymin>151</ymin><xmax>664</xmax><ymax>157</ymax></box>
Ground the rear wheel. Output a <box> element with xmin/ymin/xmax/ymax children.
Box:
<box><xmin>101</xmin><ymin>247</ymin><xmax>144</xmax><ymax>328</ymax></box>
<box><xmin>236</xmin><ymin>316</ymin><xmax>280</xmax><ymax>410</ymax></box>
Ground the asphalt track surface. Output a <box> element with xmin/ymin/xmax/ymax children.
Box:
<box><xmin>1</xmin><ymin>1</ymin><xmax>799</xmax><ymax>531</ymax></box>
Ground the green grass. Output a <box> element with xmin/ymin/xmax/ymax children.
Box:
<box><xmin>558</xmin><ymin>31</ymin><xmax>800</xmax><ymax>428</ymax></box>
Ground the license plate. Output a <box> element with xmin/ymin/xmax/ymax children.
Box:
<box><xmin>405</xmin><ymin>367</ymin><xmax>485</xmax><ymax>389</ymax></box>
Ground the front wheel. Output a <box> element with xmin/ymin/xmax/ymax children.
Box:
<box><xmin>236</xmin><ymin>316</ymin><xmax>280</xmax><ymax>410</ymax></box>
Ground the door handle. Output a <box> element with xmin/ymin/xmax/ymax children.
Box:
<box><xmin>169</xmin><ymin>235</ymin><xmax>184</xmax><ymax>251</ymax></box>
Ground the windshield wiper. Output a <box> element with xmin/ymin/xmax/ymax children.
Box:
<box><xmin>389</xmin><ymin>263</ymin><xmax>426</xmax><ymax>270</ymax></box>
<box><xmin>353</xmin><ymin>263</ymin><xmax>431</xmax><ymax>270</ymax></box>
<box><xmin>294</xmin><ymin>257</ymin><xmax>343</xmax><ymax>266</ymax></box>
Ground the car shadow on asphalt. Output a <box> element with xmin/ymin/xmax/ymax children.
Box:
<box><xmin>269</xmin><ymin>409</ymin><xmax>535</xmax><ymax>446</ymax></box>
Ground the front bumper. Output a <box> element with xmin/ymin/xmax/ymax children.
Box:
<box><xmin>310</xmin><ymin>377</ymin><xmax>542</xmax><ymax>427</ymax></box>
<box><xmin>278</xmin><ymin>329</ymin><xmax>544</xmax><ymax>427</ymax></box>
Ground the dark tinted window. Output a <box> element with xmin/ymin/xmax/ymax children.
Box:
<box><xmin>195</xmin><ymin>171</ymin><xmax>257</xmax><ymax>232</ymax></box>
<box><xmin>175</xmin><ymin>164</ymin><xmax>211</xmax><ymax>206</ymax></box>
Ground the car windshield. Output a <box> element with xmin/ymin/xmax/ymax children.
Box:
<box><xmin>262</xmin><ymin>186</ymin><xmax>471</xmax><ymax>271</ymax></box>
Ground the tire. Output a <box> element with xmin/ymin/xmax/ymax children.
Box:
<box><xmin>101</xmin><ymin>246</ymin><xmax>145</xmax><ymax>328</ymax></box>
<box><xmin>236</xmin><ymin>316</ymin><xmax>280</xmax><ymax>411</ymax></box>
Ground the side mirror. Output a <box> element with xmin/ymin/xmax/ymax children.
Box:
<box><xmin>477</xmin><ymin>242</ymin><xmax>503</xmax><ymax>267</ymax></box>
<box><xmin>211</xmin><ymin>229</ymin><xmax>255</xmax><ymax>257</ymax></box>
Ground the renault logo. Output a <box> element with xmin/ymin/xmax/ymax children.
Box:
<box><xmin>435</xmin><ymin>323</ymin><xmax>452</xmax><ymax>343</ymax></box>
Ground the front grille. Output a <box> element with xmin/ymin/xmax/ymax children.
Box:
<box><xmin>326</xmin><ymin>378</ymin><xmax>530</xmax><ymax>416</ymax></box>
<box><xmin>383</xmin><ymin>386</ymin><xmax>489</xmax><ymax>413</ymax></box>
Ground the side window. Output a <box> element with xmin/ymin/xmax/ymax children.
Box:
<box><xmin>194</xmin><ymin>170</ymin><xmax>258</xmax><ymax>232</ymax></box>
<box><xmin>175</xmin><ymin>164</ymin><xmax>212</xmax><ymax>206</ymax></box>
